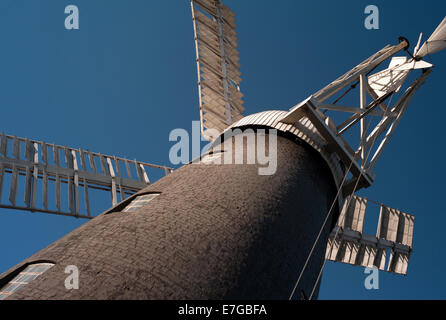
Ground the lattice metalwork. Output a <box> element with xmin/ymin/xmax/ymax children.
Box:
<box><xmin>280</xmin><ymin>39</ymin><xmax>433</xmax><ymax>194</ymax></box>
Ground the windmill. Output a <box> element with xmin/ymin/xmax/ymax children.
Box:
<box><xmin>0</xmin><ymin>0</ymin><xmax>445</xmax><ymax>300</ymax></box>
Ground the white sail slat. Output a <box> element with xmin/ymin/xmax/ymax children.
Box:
<box><xmin>326</xmin><ymin>196</ymin><xmax>414</xmax><ymax>275</ymax></box>
<box><xmin>0</xmin><ymin>134</ymin><xmax>172</xmax><ymax>219</ymax></box>
<box><xmin>192</xmin><ymin>0</ymin><xmax>244</xmax><ymax>138</ymax></box>
<box><xmin>416</xmin><ymin>16</ymin><xmax>446</xmax><ymax>57</ymax></box>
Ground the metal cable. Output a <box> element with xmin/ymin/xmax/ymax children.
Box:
<box><xmin>307</xmin><ymin>92</ymin><xmax>395</xmax><ymax>299</ymax></box>
<box><xmin>288</xmin><ymin>128</ymin><xmax>360</xmax><ymax>300</ymax></box>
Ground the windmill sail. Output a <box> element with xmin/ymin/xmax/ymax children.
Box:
<box><xmin>191</xmin><ymin>0</ymin><xmax>245</xmax><ymax>139</ymax></box>
<box><xmin>368</xmin><ymin>56</ymin><xmax>432</xmax><ymax>98</ymax></box>
<box><xmin>377</xmin><ymin>205</ymin><xmax>414</xmax><ymax>274</ymax></box>
<box><xmin>368</xmin><ymin>57</ymin><xmax>411</xmax><ymax>98</ymax></box>
<box><xmin>377</xmin><ymin>205</ymin><xmax>414</xmax><ymax>247</ymax></box>
<box><xmin>0</xmin><ymin>133</ymin><xmax>172</xmax><ymax>219</ymax></box>
<box><xmin>326</xmin><ymin>196</ymin><xmax>414</xmax><ymax>275</ymax></box>
<box><xmin>337</xmin><ymin>195</ymin><xmax>367</xmax><ymax>232</ymax></box>
<box><xmin>416</xmin><ymin>16</ymin><xmax>446</xmax><ymax>58</ymax></box>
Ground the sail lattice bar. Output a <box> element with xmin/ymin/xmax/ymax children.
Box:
<box><xmin>0</xmin><ymin>133</ymin><xmax>173</xmax><ymax>219</ymax></box>
<box><xmin>325</xmin><ymin>196</ymin><xmax>414</xmax><ymax>275</ymax></box>
<box><xmin>191</xmin><ymin>0</ymin><xmax>245</xmax><ymax>139</ymax></box>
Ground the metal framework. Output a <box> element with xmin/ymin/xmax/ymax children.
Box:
<box><xmin>279</xmin><ymin>39</ymin><xmax>433</xmax><ymax>195</ymax></box>
<box><xmin>188</xmin><ymin>6</ymin><xmax>446</xmax><ymax>278</ymax></box>
<box><xmin>191</xmin><ymin>0</ymin><xmax>245</xmax><ymax>139</ymax></box>
<box><xmin>0</xmin><ymin>133</ymin><xmax>173</xmax><ymax>219</ymax></box>
<box><xmin>326</xmin><ymin>196</ymin><xmax>414</xmax><ymax>275</ymax></box>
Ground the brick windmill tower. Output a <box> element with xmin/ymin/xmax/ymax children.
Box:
<box><xmin>0</xmin><ymin>1</ymin><xmax>445</xmax><ymax>300</ymax></box>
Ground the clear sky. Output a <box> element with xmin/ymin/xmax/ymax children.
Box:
<box><xmin>0</xmin><ymin>0</ymin><xmax>445</xmax><ymax>299</ymax></box>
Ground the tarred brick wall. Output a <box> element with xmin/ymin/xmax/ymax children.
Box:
<box><xmin>1</xmin><ymin>132</ymin><xmax>338</xmax><ymax>300</ymax></box>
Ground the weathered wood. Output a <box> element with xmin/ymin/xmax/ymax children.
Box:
<box><xmin>107</xmin><ymin>157</ymin><xmax>118</xmax><ymax>206</ymax></box>
<box><xmin>65</xmin><ymin>147</ymin><xmax>73</xmax><ymax>169</ymax></box>
<box><xmin>88</xmin><ymin>151</ymin><xmax>97</xmax><ymax>173</ymax></box>
<box><xmin>113</xmin><ymin>157</ymin><xmax>122</xmax><ymax>178</ymax></box>
<box><xmin>72</xmin><ymin>150</ymin><xmax>80</xmax><ymax>215</ymax></box>
<box><xmin>54</xmin><ymin>146</ymin><xmax>60</xmax><ymax>166</ymax></box>
<box><xmin>118</xmin><ymin>180</ymin><xmax>125</xmax><ymax>202</ymax></box>
<box><xmin>24</xmin><ymin>166</ymin><xmax>32</xmax><ymax>207</ymax></box>
<box><xmin>0</xmin><ymin>163</ymin><xmax>4</xmax><ymax>201</ymax></box>
<box><xmin>42</xmin><ymin>142</ymin><xmax>49</xmax><ymax>164</ymax></box>
<box><xmin>56</xmin><ymin>172</ymin><xmax>61</xmax><ymax>212</ymax></box>
<box><xmin>83</xmin><ymin>177</ymin><xmax>90</xmax><ymax>217</ymax></box>
<box><xmin>25</xmin><ymin>139</ymin><xmax>33</xmax><ymax>162</ymax></box>
<box><xmin>42</xmin><ymin>168</ymin><xmax>48</xmax><ymax>210</ymax></box>
<box><xmin>135</xmin><ymin>161</ymin><xmax>142</xmax><ymax>181</ymax></box>
<box><xmin>31</xmin><ymin>143</ymin><xmax>39</xmax><ymax>208</ymax></box>
<box><xmin>79</xmin><ymin>148</ymin><xmax>87</xmax><ymax>171</ymax></box>
<box><xmin>139</xmin><ymin>164</ymin><xmax>150</xmax><ymax>184</ymax></box>
<box><xmin>9</xmin><ymin>165</ymin><xmax>18</xmax><ymax>205</ymax></box>
<box><xmin>0</xmin><ymin>133</ymin><xmax>7</xmax><ymax>157</ymax></box>
<box><xmin>12</xmin><ymin>136</ymin><xmax>20</xmax><ymax>160</ymax></box>
<box><xmin>68</xmin><ymin>172</ymin><xmax>74</xmax><ymax>213</ymax></box>
<box><xmin>125</xmin><ymin>159</ymin><xmax>132</xmax><ymax>179</ymax></box>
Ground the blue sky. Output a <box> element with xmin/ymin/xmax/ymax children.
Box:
<box><xmin>0</xmin><ymin>0</ymin><xmax>445</xmax><ymax>299</ymax></box>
